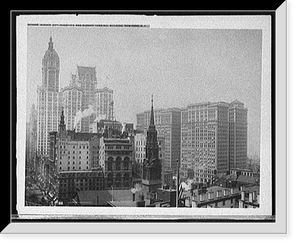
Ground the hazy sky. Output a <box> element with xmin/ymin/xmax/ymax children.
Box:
<box><xmin>27</xmin><ymin>26</ymin><xmax>262</xmax><ymax>157</ymax></box>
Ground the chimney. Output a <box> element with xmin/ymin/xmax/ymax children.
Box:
<box><xmin>241</xmin><ymin>191</ymin><xmax>245</xmax><ymax>201</ymax></box>
<box><xmin>199</xmin><ymin>193</ymin><xmax>205</xmax><ymax>202</ymax></box>
<box><xmin>230</xmin><ymin>188</ymin><xmax>234</xmax><ymax>195</ymax></box>
<box><xmin>132</xmin><ymin>193</ymin><xmax>135</xmax><ymax>201</ymax></box>
<box><xmin>208</xmin><ymin>191</ymin><xmax>214</xmax><ymax>200</ymax></box>
<box><xmin>253</xmin><ymin>191</ymin><xmax>257</xmax><ymax>201</ymax></box>
<box><xmin>239</xmin><ymin>200</ymin><xmax>244</xmax><ymax>208</ymax></box>
<box><xmin>223</xmin><ymin>189</ymin><xmax>228</xmax><ymax>197</ymax></box>
<box><xmin>217</xmin><ymin>190</ymin><xmax>222</xmax><ymax>198</ymax></box>
<box><xmin>249</xmin><ymin>192</ymin><xmax>253</xmax><ymax>203</ymax></box>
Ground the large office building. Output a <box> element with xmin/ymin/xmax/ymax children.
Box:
<box><xmin>94</xmin><ymin>87</ymin><xmax>114</xmax><ymax>121</ymax></box>
<box><xmin>229</xmin><ymin>100</ymin><xmax>248</xmax><ymax>170</ymax></box>
<box><xmin>76</xmin><ymin>66</ymin><xmax>98</xmax><ymax>132</ymax></box>
<box><xmin>181</xmin><ymin>101</ymin><xmax>248</xmax><ymax>184</ymax></box>
<box><xmin>55</xmin><ymin>109</ymin><xmax>103</xmax><ymax>173</ymax></box>
<box><xmin>36</xmin><ymin>37</ymin><xmax>62</xmax><ymax>156</ymax></box>
<box><xmin>136</xmin><ymin>107</ymin><xmax>181</xmax><ymax>173</ymax></box>
<box><xmin>61</xmin><ymin>80</ymin><xmax>83</xmax><ymax>132</ymax></box>
<box><xmin>27</xmin><ymin>104</ymin><xmax>37</xmax><ymax>167</ymax></box>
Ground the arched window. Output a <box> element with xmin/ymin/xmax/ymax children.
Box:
<box><xmin>123</xmin><ymin>173</ymin><xmax>130</xmax><ymax>188</ymax></box>
<box><xmin>116</xmin><ymin>157</ymin><xmax>122</xmax><ymax>171</ymax></box>
<box><xmin>123</xmin><ymin>157</ymin><xmax>130</xmax><ymax>170</ymax></box>
<box><xmin>107</xmin><ymin>173</ymin><xmax>113</xmax><ymax>187</ymax></box>
<box><xmin>107</xmin><ymin>157</ymin><xmax>113</xmax><ymax>171</ymax></box>
<box><xmin>115</xmin><ymin>173</ymin><xmax>122</xmax><ymax>188</ymax></box>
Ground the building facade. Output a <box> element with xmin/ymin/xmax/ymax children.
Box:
<box><xmin>55</xmin><ymin>109</ymin><xmax>103</xmax><ymax>173</ymax></box>
<box><xmin>100</xmin><ymin>137</ymin><xmax>133</xmax><ymax>189</ymax></box>
<box><xmin>61</xmin><ymin>82</ymin><xmax>83</xmax><ymax>132</ymax></box>
<box><xmin>58</xmin><ymin>170</ymin><xmax>105</xmax><ymax>204</ymax></box>
<box><xmin>76</xmin><ymin>66</ymin><xmax>97</xmax><ymax>132</ymax></box>
<box><xmin>181</xmin><ymin>101</ymin><xmax>248</xmax><ymax>184</ymax></box>
<box><xmin>136</xmin><ymin>107</ymin><xmax>181</xmax><ymax>173</ymax></box>
<box><xmin>94</xmin><ymin>87</ymin><xmax>114</xmax><ymax>121</ymax></box>
<box><xmin>36</xmin><ymin>37</ymin><xmax>62</xmax><ymax>156</ymax></box>
<box><xmin>229</xmin><ymin>100</ymin><xmax>248</xmax><ymax>170</ymax></box>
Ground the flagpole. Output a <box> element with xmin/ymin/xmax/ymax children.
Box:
<box><xmin>176</xmin><ymin>159</ymin><xmax>179</xmax><ymax>208</ymax></box>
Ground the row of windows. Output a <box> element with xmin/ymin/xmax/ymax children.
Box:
<box><xmin>59</xmin><ymin>166</ymin><xmax>89</xmax><ymax>171</ymax></box>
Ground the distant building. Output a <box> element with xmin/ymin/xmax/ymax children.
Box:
<box><xmin>61</xmin><ymin>81</ymin><xmax>83</xmax><ymax>132</ymax></box>
<box><xmin>27</xmin><ymin>104</ymin><xmax>37</xmax><ymax>169</ymax></box>
<box><xmin>76</xmin><ymin>66</ymin><xmax>97</xmax><ymax>132</ymax></box>
<box><xmin>89</xmin><ymin>119</ymin><xmax>122</xmax><ymax>134</ymax></box>
<box><xmin>36</xmin><ymin>37</ymin><xmax>62</xmax><ymax>156</ymax></box>
<box><xmin>229</xmin><ymin>100</ymin><xmax>248</xmax><ymax>170</ymax></box>
<box><xmin>55</xmin><ymin>109</ymin><xmax>102</xmax><ymax>173</ymax></box>
<box><xmin>94</xmin><ymin>87</ymin><xmax>114</xmax><ymax>121</ymax></box>
<box><xmin>181</xmin><ymin>100</ymin><xmax>248</xmax><ymax>184</ymax></box>
<box><xmin>136</xmin><ymin>107</ymin><xmax>181</xmax><ymax>173</ymax></box>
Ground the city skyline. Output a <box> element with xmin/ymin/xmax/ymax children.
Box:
<box><xmin>27</xmin><ymin>26</ymin><xmax>262</xmax><ymax>157</ymax></box>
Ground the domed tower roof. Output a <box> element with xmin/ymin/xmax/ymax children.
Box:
<box><xmin>42</xmin><ymin>36</ymin><xmax>60</xmax><ymax>67</ymax></box>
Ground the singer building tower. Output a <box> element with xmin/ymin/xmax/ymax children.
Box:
<box><xmin>36</xmin><ymin>37</ymin><xmax>62</xmax><ymax>156</ymax></box>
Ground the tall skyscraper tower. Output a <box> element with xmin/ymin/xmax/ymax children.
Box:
<box><xmin>229</xmin><ymin>100</ymin><xmax>248</xmax><ymax>169</ymax></box>
<box><xmin>61</xmin><ymin>75</ymin><xmax>83</xmax><ymax>132</ymax></box>
<box><xmin>36</xmin><ymin>37</ymin><xmax>61</xmax><ymax>156</ymax></box>
<box><xmin>77</xmin><ymin>66</ymin><xmax>97</xmax><ymax>132</ymax></box>
<box><xmin>94</xmin><ymin>87</ymin><xmax>114</xmax><ymax>121</ymax></box>
<box><xmin>142</xmin><ymin>96</ymin><xmax>162</xmax><ymax>193</ymax></box>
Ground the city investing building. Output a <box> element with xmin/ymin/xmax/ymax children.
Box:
<box><xmin>61</xmin><ymin>78</ymin><xmax>83</xmax><ymax>132</ymax></box>
<box><xmin>76</xmin><ymin>66</ymin><xmax>97</xmax><ymax>132</ymax></box>
<box><xmin>94</xmin><ymin>87</ymin><xmax>114</xmax><ymax>121</ymax></box>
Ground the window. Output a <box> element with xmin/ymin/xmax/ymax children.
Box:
<box><xmin>116</xmin><ymin>157</ymin><xmax>121</xmax><ymax>171</ymax></box>
<box><xmin>107</xmin><ymin>157</ymin><xmax>113</xmax><ymax>171</ymax></box>
<box><xmin>124</xmin><ymin>157</ymin><xmax>129</xmax><ymax>170</ymax></box>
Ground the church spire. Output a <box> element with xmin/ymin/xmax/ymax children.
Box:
<box><xmin>149</xmin><ymin>95</ymin><xmax>155</xmax><ymax>128</ymax></box>
<box><xmin>58</xmin><ymin>107</ymin><xmax>67</xmax><ymax>139</ymax></box>
<box><xmin>59</xmin><ymin>107</ymin><xmax>65</xmax><ymax>126</ymax></box>
<box><xmin>48</xmin><ymin>36</ymin><xmax>53</xmax><ymax>50</ymax></box>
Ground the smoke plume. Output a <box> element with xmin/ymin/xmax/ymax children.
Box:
<box><xmin>94</xmin><ymin>114</ymin><xmax>107</xmax><ymax>123</ymax></box>
<box><xmin>121</xmin><ymin>122</ymin><xmax>126</xmax><ymax>133</ymax></box>
<box><xmin>73</xmin><ymin>105</ymin><xmax>95</xmax><ymax>129</ymax></box>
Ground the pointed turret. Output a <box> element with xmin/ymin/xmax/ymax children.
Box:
<box><xmin>142</xmin><ymin>95</ymin><xmax>162</xmax><ymax>193</ymax></box>
<box><xmin>149</xmin><ymin>95</ymin><xmax>155</xmax><ymax>128</ymax></box>
<box><xmin>59</xmin><ymin>107</ymin><xmax>65</xmax><ymax>127</ymax></box>
<box><xmin>58</xmin><ymin>107</ymin><xmax>67</xmax><ymax>139</ymax></box>
<box><xmin>48</xmin><ymin>36</ymin><xmax>54</xmax><ymax>50</ymax></box>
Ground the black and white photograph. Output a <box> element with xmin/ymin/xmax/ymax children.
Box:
<box><xmin>6</xmin><ymin>7</ymin><xmax>288</xmax><ymax>234</ymax></box>
<box><xmin>25</xmin><ymin>24</ymin><xmax>263</xmax><ymax>208</ymax></box>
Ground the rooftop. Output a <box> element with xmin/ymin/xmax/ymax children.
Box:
<box><xmin>77</xmin><ymin>188</ymin><xmax>147</xmax><ymax>206</ymax></box>
<box><xmin>236</xmin><ymin>175</ymin><xmax>258</xmax><ymax>185</ymax></box>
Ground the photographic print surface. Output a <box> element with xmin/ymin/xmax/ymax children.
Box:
<box><xmin>16</xmin><ymin>14</ymin><xmax>273</xmax><ymax>220</ymax></box>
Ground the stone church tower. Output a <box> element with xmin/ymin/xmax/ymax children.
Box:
<box><xmin>142</xmin><ymin>96</ymin><xmax>162</xmax><ymax>193</ymax></box>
